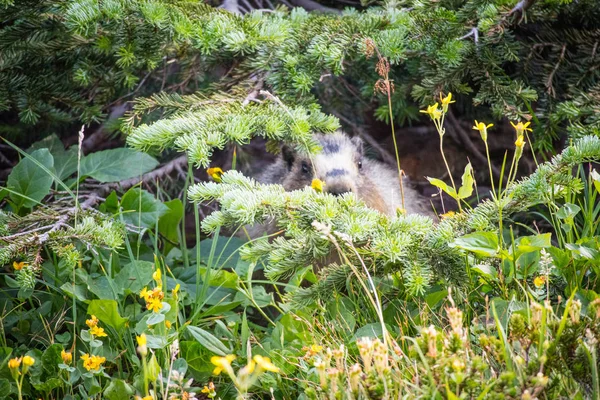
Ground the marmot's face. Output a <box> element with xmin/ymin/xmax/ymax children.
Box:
<box><xmin>281</xmin><ymin>133</ymin><xmax>364</xmax><ymax>196</ymax></box>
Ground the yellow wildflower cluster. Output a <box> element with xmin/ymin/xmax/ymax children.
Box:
<box><xmin>140</xmin><ymin>285</ymin><xmax>164</xmax><ymax>313</ymax></box>
<box><xmin>8</xmin><ymin>355</ymin><xmax>35</xmax><ymax>378</ymax></box>
<box><xmin>302</xmin><ymin>344</ymin><xmax>324</xmax><ymax>358</ymax></box>
<box><xmin>13</xmin><ymin>261</ymin><xmax>26</xmax><ymax>271</ymax></box>
<box><xmin>207</xmin><ymin>167</ymin><xmax>224</xmax><ymax>182</ymax></box>
<box><xmin>534</xmin><ymin>275</ymin><xmax>547</xmax><ymax>288</ymax></box>
<box><xmin>81</xmin><ymin>353</ymin><xmax>106</xmax><ymax>371</ymax></box>
<box><xmin>86</xmin><ymin>315</ymin><xmax>108</xmax><ymax>337</ymax></box>
<box><xmin>201</xmin><ymin>382</ymin><xmax>217</xmax><ymax>398</ymax></box>
<box><xmin>61</xmin><ymin>349</ymin><xmax>73</xmax><ymax>365</ymax></box>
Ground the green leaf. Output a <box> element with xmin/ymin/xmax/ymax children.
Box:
<box><xmin>450</xmin><ymin>231</ymin><xmax>499</xmax><ymax>257</ymax></box>
<box><xmin>556</xmin><ymin>203</ymin><xmax>581</xmax><ymax>220</ymax></box>
<box><xmin>7</xmin><ymin>148</ymin><xmax>54</xmax><ymax>209</ymax></box>
<box><xmin>87</xmin><ymin>276</ymin><xmax>116</xmax><ymax>299</ymax></box>
<box><xmin>114</xmin><ymin>260</ymin><xmax>154</xmax><ymax>294</ymax></box>
<box><xmin>120</xmin><ymin>188</ymin><xmax>168</xmax><ymax>228</ymax></box>
<box><xmin>187</xmin><ymin>326</ymin><xmax>231</xmax><ymax>356</ymax></box>
<box><xmin>472</xmin><ymin>264</ymin><xmax>498</xmax><ymax>280</ymax></box>
<box><xmin>158</xmin><ymin>199</ymin><xmax>183</xmax><ymax>255</ymax></box>
<box><xmin>87</xmin><ymin>300</ymin><xmax>127</xmax><ymax>332</ymax></box>
<box><xmin>591</xmin><ymin>169</ymin><xmax>600</xmax><ymax>195</ymax></box>
<box><xmin>103</xmin><ymin>379</ymin><xmax>134</xmax><ymax>400</ymax></box>
<box><xmin>146</xmin><ymin>312</ymin><xmax>165</xmax><ymax>325</ymax></box>
<box><xmin>426</xmin><ymin>177</ymin><xmax>457</xmax><ymax>199</ymax></box>
<box><xmin>457</xmin><ymin>162</ymin><xmax>474</xmax><ymax>199</ymax></box>
<box><xmin>53</xmin><ymin>147</ymin><xmax>79</xmax><ymax>181</ymax></box>
<box><xmin>80</xmin><ymin>148</ymin><xmax>158</xmax><ymax>182</ymax></box>
<box><xmin>0</xmin><ymin>379</ymin><xmax>9</xmax><ymax>399</ymax></box>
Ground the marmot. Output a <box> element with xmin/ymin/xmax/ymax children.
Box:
<box><xmin>257</xmin><ymin>131</ymin><xmax>431</xmax><ymax>217</ymax></box>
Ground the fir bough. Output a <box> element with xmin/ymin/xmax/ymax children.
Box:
<box><xmin>189</xmin><ymin>135</ymin><xmax>600</xmax><ymax>305</ymax></box>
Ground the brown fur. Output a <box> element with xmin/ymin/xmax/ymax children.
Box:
<box><xmin>257</xmin><ymin>131</ymin><xmax>432</xmax><ymax>218</ymax></box>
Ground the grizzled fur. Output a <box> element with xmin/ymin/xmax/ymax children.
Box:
<box><xmin>258</xmin><ymin>131</ymin><xmax>431</xmax><ymax>217</ymax></box>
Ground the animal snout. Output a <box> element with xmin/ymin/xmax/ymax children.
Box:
<box><xmin>326</xmin><ymin>184</ymin><xmax>353</xmax><ymax>197</ymax></box>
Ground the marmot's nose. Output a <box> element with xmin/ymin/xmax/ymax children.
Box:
<box><xmin>327</xmin><ymin>185</ymin><xmax>352</xmax><ymax>197</ymax></box>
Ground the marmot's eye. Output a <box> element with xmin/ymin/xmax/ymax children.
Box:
<box><xmin>301</xmin><ymin>162</ymin><xmax>310</xmax><ymax>173</ymax></box>
<box><xmin>358</xmin><ymin>161</ymin><xmax>363</xmax><ymax>170</ymax></box>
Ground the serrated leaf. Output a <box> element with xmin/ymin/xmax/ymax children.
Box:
<box><xmin>7</xmin><ymin>149</ymin><xmax>54</xmax><ymax>209</ymax></box>
<box><xmin>80</xmin><ymin>148</ymin><xmax>158</xmax><ymax>182</ymax></box>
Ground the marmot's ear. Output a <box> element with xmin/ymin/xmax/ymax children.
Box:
<box><xmin>281</xmin><ymin>145</ymin><xmax>295</xmax><ymax>170</ymax></box>
<box><xmin>351</xmin><ymin>136</ymin><xmax>364</xmax><ymax>156</ymax></box>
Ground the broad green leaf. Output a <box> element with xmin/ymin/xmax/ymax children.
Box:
<box><xmin>114</xmin><ymin>260</ymin><xmax>154</xmax><ymax>294</ymax></box>
<box><xmin>352</xmin><ymin>323</ymin><xmax>391</xmax><ymax>340</ymax></box>
<box><xmin>7</xmin><ymin>148</ymin><xmax>54</xmax><ymax>209</ymax></box>
<box><xmin>591</xmin><ymin>169</ymin><xmax>600</xmax><ymax>194</ymax></box>
<box><xmin>187</xmin><ymin>326</ymin><xmax>231</xmax><ymax>356</ymax></box>
<box><xmin>473</xmin><ymin>264</ymin><xmax>498</xmax><ymax>280</ymax></box>
<box><xmin>426</xmin><ymin>177</ymin><xmax>457</xmax><ymax>199</ymax></box>
<box><xmin>53</xmin><ymin>146</ymin><xmax>79</xmax><ymax>180</ymax></box>
<box><xmin>103</xmin><ymin>379</ymin><xmax>135</xmax><ymax>400</ymax></box>
<box><xmin>87</xmin><ymin>276</ymin><xmax>116</xmax><ymax>299</ymax></box>
<box><xmin>556</xmin><ymin>203</ymin><xmax>581</xmax><ymax>220</ymax></box>
<box><xmin>158</xmin><ymin>199</ymin><xmax>183</xmax><ymax>255</ymax></box>
<box><xmin>80</xmin><ymin>148</ymin><xmax>158</xmax><ymax>182</ymax></box>
<box><xmin>87</xmin><ymin>300</ymin><xmax>127</xmax><ymax>332</ymax></box>
<box><xmin>450</xmin><ymin>231</ymin><xmax>499</xmax><ymax>257</ymax></box>
<box><xmin>457</xmin><ymin>162</ymin><xmax>474</xmax><ymax>199</ymax></box>
<box><xmin>41</xmin><ymin>344</ymin><xmax>63</xmax><ymax>376</ymax></box>
<box><xmin>146</xmin><ymin>312</ymin><xmax>165</xmax><ymax>325</ymax></box>
<box><xmin>120</xmin><ymin>188</ymin><xmax>168</xmax><ymax>228</ymax></box>
<box><xmin>0</xmin><ymin>379</ymin><xmax>9</xmax><ymax>399</ymax></box>
<box><xmin>566</xmin><ymin>244</ymin><xmax>599</xmax><ymax>261</ymax></box>
<box><xmin>27</xmin><ymin>134</ymin><xmax>64</xmax><ymax>154</ymax></box>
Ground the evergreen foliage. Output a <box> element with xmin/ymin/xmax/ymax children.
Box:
<box><xmin>2</xmin><ymin>0</ymin><xmax>600</xmax><ymax>149</ymax></box>
<box><xmin>188</xmin><ymin>135</ymin><xmax>600</xmax><ymax>304</ymax></box>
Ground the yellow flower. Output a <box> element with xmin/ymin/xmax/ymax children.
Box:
<box><xmin>86</xmin><ymin>315</ymin><xmax>99</xmax><ymax>328</ymax></box>
<box><xmin>439</xmin><ymin>92</ymin><xmax>455</xmax><ymax>112</ymax></box>
<box><xmin>253</xmin><ymin>355</ymin><xmax>279</xmax><ymax>373</ymax></box>
<box><xmin>472</xmin><ymin>120</ymin><xmax>494</xmax><ymax>142</ymax></box>
<box><xmin>22</xmin><ymin>355</ymin><xmax>35</xmax><ymax>367</ymax></box>
<box><xmin>172</xmin><ymin>283</ymin><xmax>180</xmax><ymax>299</ymax></box>
<box><xmin>137</xmin><ymin>334</ymin><xmax>148</xmax><ymax>356</ymax></box>
<box><xmin>440</xmin><ymin>211</ymin><xmax>456</xmax><ymax>219</ymax></box>
<box><xmin>311</xmin><ymin>178</ymin><xmax>324</xmax><ymax>193</ymax></box>
<box><xmin>165</xmin><ymin>320</ymin><xmax>172</xmax><ymax>329</ymax></box>
<box><xmin>136</xmin><ymin>334</ymin><xmax>147</xmax><ymax>347</ymax></box>
<box><xmin>510</xmin><ymin>121</ymin><xmax>532</xmax><ymax>136</ymax></box>
<box><xmin>147</xmin><ymin>297</ymin><xmax>163</xmax><ymax>313</ymax></box>
<box><xmin>533</xmin><ymin>275</ymin><xmax>546</xmax><ymax>288</ymax></box>
<box><xmin>211</xmin><ymin>354</ymin><xmax>236</xmax><ymax>375</ymax></box>
<box><xmin>515</xmin><ymin>135</ymin><xmax>526</xmax><ymax>148</ymax></box>
<box><xmin>152</xmin><ymin>268</ymin><xmax>161</xmax><ymax>284</ymax></box>
<box><xmin>81</xmin><ymin>353</ymin><xmax>106</xmax><ymax>371</ymax></box>
<box><xmin>207</xmin><ymin>167</ymin><xmax>224</xmax><ymax>183</ymax></box>
<box><xmin>311</xmin><ymin>344</ymin><xmax>323</xmax><ymax>353</ymax></box>
<box><xmin>61</xmin><ymin>350</ymin><xmax>72</xmax><ymax>365</ymax></box>
<box><xmin>90</xmin><ymin>325</ymin><xmax>108</xmax><ymax>337</ymax></box>
<box><xmin>420</xmin><ymin>103</ymin><xmax>442</xmax><ymax>121</ymax></box>
<box><xmin>8</xmin><ymin>357</ymin><xmax>21</xmax><ymax>370</ymax></box>
<box><xmin>13</xmin><ymin>261</ymin><xmax>26</xmax><ymax>271</ymax></box>
<box><xmin>140</xmin><ymin>287</ymin><xmax>151</xmax><ymax>302</ymax></box>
